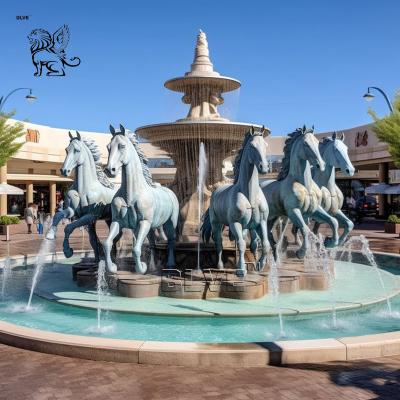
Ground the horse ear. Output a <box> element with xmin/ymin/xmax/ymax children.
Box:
<box><xmin>76</xmin><ymin>131</ymin><xmax>81</xmax><ymax>141</ymax></box>
<box><xmin>332</xmin><ymin>131</ymin><xmax>337</xmax><ymax>140</ymax></box>
<box><xmin>251</xmin><ymin>126</ymin><xmax>254</xmax><ymax>135</ymax></box>
<box><xmin>119</xmin><ymin>124</ymin><xmax>126</xmax><ymax>135</ymax></box>
<box><xmin>68</xmin><ymin>131</ymin><xmax>73</xmax><ymax>140</ymax></box>
<box><xmin>109</xmin><ymin>125</ymin><xmax>115</xmax><ymax>136</ymax></box>
<box><xmin>340</xmin><ymin>132</ymin><xmax>345</xmax><ymax>141</ymax></box>
<box><xmin>311</xmin><ymin>125</ymin><xmax>315</xmax><ymax>132</ymax></box>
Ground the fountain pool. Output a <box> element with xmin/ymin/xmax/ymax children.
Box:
<box><xmin>1</xmin><ymin>253</ymin><xmax>400</xmax><ymax>344</ymax></box>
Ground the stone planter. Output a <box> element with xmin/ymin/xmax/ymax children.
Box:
<box><xmin>0</xmin><ymin>224</ymin><xmax>19</xmax><ymax>240</ymax></box>
<box><xmin>384</xmin><ymin>222</ymin><xmax>400</xmax><ymax>235</ymax></box>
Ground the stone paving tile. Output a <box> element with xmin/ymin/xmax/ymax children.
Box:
<box><xmin>0</xmin><ymin>344</ymin><xmax>400</xmax><ymax>400</ymax></box>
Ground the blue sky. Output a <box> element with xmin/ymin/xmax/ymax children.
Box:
<box><xmin>0</xmin><ymin>0</ymin><xmax>399</xmax><ymax>135</ymax></box>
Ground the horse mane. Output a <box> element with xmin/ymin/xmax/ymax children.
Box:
<box><xmin>82</xmin><ymin>138</ymin><xmax>114</xmax><ymax>189</ymax></box>
<box><xmin>277</xmin><ymin>125</ymin><xmax>314</xmax><ymax>181</ymax></box>
<box><xmin>126</xmin><ymin>131</ymin><xmax>157</xmax><ymax>187</ymax></box>
<box><xmin>233</xmin><ymin>128</ymin><xmax>264</xmax><ymax>184</ymax></box>
<box><xmin>319</xmin><ymin>136</ymin><xmax>333</xmax><ymax>155</ymax></box>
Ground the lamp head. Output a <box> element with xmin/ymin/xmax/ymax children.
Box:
<box><xmin>25</xmin><ymin>89</ymin><xmax>37</xmax><ymax>103</ymax></box>
<box><xmin>363</xmin><ymin>90</ymin><xmax>374</xmax><ymax>102</ymax></box>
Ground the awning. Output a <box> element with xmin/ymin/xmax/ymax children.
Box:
<box><xmin>0</xmin><ymin>183</ymin><xmax>24</xmax><ymax>195</ymax></box>
<box><xmin>385</xmin><ymin>185</ymin><xmax>400</xmax><ymax>195</ymax></box>
<box><xmin>365</xmin><ymin>183</ymin><xmax>391</xmax><ymax>195</ymax></box>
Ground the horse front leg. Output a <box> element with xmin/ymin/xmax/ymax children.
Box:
<box><xmin>133</xmin><ymin>220</ymin><xmax>151</xmax><ymax>274</ymax></box>
<box><xmin>335</xmin><ymin>209</ymin><xmax>354</xmax><ymax>246</ymax></box>
<box><xmin>46</xmin><ymin>208</ymin><xmax>74</xmax><ymax>240</ymax></box>
<box><xmin>229</xmin><ymin>222</ymin><xmax>246</xmax><ymax>277</ymax></box>
<box><xmin>267</xmin><ymin>218</ymin><xmax>277</xmax><ymax>259</ymax></box>
<box><xmin>102</xmin><ymin>221</ymin><xmax>120</xmax><ymax>273</ymax></box>
<box><xmin>256</xmin><ymin>219</ymin><xmax>270</xmax><ymax>271</ymax></box>
<box><xmin>212</xmin><ymin>222</ymin><xmax>224</xmax><ymax>269</ymax></box>
<box><xmin>312</xmin><ymin>206</ymin><xmax>339</xmax><ymax>248</ymax></box>
<box><xmin>63</xmin><ymin>214</ymin><xmax>97</xmax><ymax>258</ymax></box>
<box><xmin>163</xmin><ymin>219</ymin><xmax>176</xmax><ymax>268</ymax></box>
<box><xmin>287</xmin><ymin>208</ymin><xmax>310</xmax><ymax>259</ymax></box>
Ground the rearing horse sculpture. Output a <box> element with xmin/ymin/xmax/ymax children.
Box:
<box><xmin>312</xmin><ymin>132</ymin><xmax>355</xmax><ymax>245</ymax></box>
<box><xmin>46</xmin><ymin>131</ymin><xmax>119</xmax><ymax>261</ymax></box>
<box><xmin>102</xmin><ymin>125</ymin><xmax>179</xmax><ymax>274</ymax></box>
<box><xmin>202</xmin><ymin>127</ymin><xmax>270</xmax><ymax>277</ymax></box>
<box><xmin>261</xmin><ymin>126</ymin><xmax>333</xmax><ymax>259</ymax></box>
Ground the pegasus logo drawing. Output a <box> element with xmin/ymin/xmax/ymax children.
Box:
<box><xmin>28</xmin><ymin>25</ymin><xmax>81</xmax><ymax>76</ymax></box>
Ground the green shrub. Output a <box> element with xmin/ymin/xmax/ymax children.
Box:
<box><xmin>0</xmin><ymin>215</ymin><xmax>20</xmax><ymax>225</ymax></box>
<box><xmin>388</xmin><ymin>214</ymin><xmax>400</xmax><ymax>224</ymax></box>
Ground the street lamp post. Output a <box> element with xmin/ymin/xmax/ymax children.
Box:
<box><xmin>0</xmin><ymin>87</ymin><xmax>37</xmax><ymax>216</ymax></box>
<box><xmin>363</xmin><ymin>86</ymin><xmax>394</xmax><ymax>219</ymax></box>
<box><xmin>0</xmin><ymin>88</ymin><xmax>37</xmax><ymax>113</ymax></box>
<box><xmin>363</xmin><ymin>86</ymin><xmax>394</xmax><ymax>113</ymax></box>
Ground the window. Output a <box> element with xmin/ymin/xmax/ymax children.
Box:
<box><xmin>147</xmin><ymin>158</ymin><xmax>175</xmax><ymax>168</ymax></box>
<box><xmin>26</xmin><ymin>129</ymin><xmax>40</xmax><ymax>143</ymax></box>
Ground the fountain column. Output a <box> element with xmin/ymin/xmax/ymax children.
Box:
<box><xmin>136</xmin><ymin>30</ymin><xmax>268</xmax><ymax>239</ymax></box>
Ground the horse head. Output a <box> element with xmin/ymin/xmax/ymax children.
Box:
<box><xmin>323</xmin><ymin>132</ymin><xmax>355</xmax><ymax>176</ymax></box>
<box><xmin>105</xmin><ymin>124</ymin><xmax>129</xmax><ymax>177</ymax></box>
<box><xmin>60</xmin><ymin>131</ymin><xmax>84</xmax><ymax>176</ymax></box>
<box><xmin>298</xmin><ymin>126</ymin><xmax>325</xmax><ymax>172</ymax></box>
<box><xmin>246</xmin><ymin>126</ymin><xmax>269</xmax><ymax>174</ymax></box>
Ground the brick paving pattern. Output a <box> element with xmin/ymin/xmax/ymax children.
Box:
<box><xmin>0</xmin><ymin>343</ymin><xmax>399</xmax><ymax>400</ymax></box>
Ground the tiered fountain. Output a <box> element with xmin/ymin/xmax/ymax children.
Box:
<box><xmin>0</xmin><ymin>31</ymin><xmax>399</xmax><ymax>366</ymax></box>
<box><xmin>136</xmin><ymin>30</ymin><xmax>265</xmax><ymax>239</ymax></box>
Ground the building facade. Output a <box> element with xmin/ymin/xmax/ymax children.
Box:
<box><xmin>0</xmin><ymin>119</ymin><xmax>396</xmax><ymax>217</ymax></box>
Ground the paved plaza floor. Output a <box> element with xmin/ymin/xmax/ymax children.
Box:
<box><xmin>0</xmin><ymin>218</ymin><xmax>400</xmax><ymax>399</ymax></box>
<box><xmin>0</xmin><ymin>343</ymin><xmax>399</xmax><ymax>400</ymax></box>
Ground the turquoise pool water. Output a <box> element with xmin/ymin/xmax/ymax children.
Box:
<box><xmin>1</xmin><ymin>259</ymin><xmax>400</xmax><ymax>343</ymax></box>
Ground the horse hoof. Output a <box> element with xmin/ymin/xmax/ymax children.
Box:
<box><xmin>108</xmin><ymin>262</ymin><xmax>117</xmax><ymax>273</ymax></box>
<box><xmin>324</xmin><ymin>237</ymin><xmax>337</xmax><ymax>248</ymax></box>
<box><xmin>63</xmin><ymin>247</ymin><xmax>73</xmax><ymax>258</ymax></box>
<box><xmin>256</xmin><ymin>261</ymin><xmax>265</xmax><ymax>272</ymax></box>
<box><xmin>135</xmin><ymin>261</ymin><xmax>147</xmax><ymax>275</ymax></box>
<box><xmin>236</xmin><ymin>269</ymin><xmax>246</xmax><ymax>278</ymax></box>
<box><xmin>45</xmin><ymin>230</ymin><xmax>55</xmax><ymax>240</ymax></box>
<box><xmin>295</xmin><ymin>249</ymin><xmax>305</xmax><ymax>259</ymax></box>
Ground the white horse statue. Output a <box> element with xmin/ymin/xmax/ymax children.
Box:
<box><xmin>202</xmin><ymin>126</ymin><xmax>270</xmax><ymax>277</ymax></box>
<box><xmin>46</xmin><ymin>131</ymin><xmax>119</xmax><ymax>262</ymax></box>
<box><xmin>102</xmin><ymin>125</ymin><xmax>179</xmax><ymax>274</ymax></box>
<box><xmin>261</xmin><ymin>126</ymin><xmax>335</xmax><ymax>259</ymax></box>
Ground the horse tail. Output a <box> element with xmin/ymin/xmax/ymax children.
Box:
<box><xmin>201</xmin><ymin>208</ymin><xmax>212</xmax><ymax>243</ymax></box>
<box><xmin>228</xmin><ymin>227</ymin><xmax>235</xmax><ymax>242</ymax></box>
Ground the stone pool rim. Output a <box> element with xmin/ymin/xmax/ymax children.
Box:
<box><xmin>1</xmin><ymin>250</ymin><xmax>400</xmax><ymax>366</ymax></box>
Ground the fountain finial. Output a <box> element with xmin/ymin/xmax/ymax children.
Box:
<box><xmin>187</xmin><ymin>30</ymin><xmax>219</xmax><ymax>77</ymax></box>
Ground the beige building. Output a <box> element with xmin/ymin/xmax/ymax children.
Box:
<box><xmin>0</xmin><ymin>119</ymin><xmax>396</xmax><ymax>217</ymax></box>
<box><xmin>0</xmin><ymin>120</ymin><xmax>175</xmax><ymax>216</ymax></box>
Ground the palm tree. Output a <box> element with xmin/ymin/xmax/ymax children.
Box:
<box><xmin>0</xmin><ymin>112</ymin><xmax>25</xmax><ymax>167</ymax></box>
<box><xmin>369</xmin><ymin>92</ymin><xmax>400</xmax><ymax>167</ymax></box>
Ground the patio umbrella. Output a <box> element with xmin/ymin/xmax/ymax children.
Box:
<box><xmin>365</xmin><ymin>183</ymin><xmax>391</xmax><ymax>195</ymax></box>
<box><xmin>0</xmin><ymin>183</ymin><xmax>23</xmax><ymax>195</ymax></box>
<box><xmin>385</xmin><ymin>185</ymin><xmax>400</xmax><ymax>195</ymax></box>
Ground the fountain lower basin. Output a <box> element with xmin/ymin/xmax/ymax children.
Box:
<box><xmin>1</xmin><ymin>252</ymin><xmax>400</xmax><ymax>366</ymax></box>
